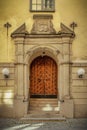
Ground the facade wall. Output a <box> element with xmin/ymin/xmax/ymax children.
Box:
<box><xmin>0</xmin><ymin>0</ymin><xmax>87</xmax><ymax>118</ymax></box>
<box><xmin>0</xmin><ymin>64</ymin><xmax>15</xmax><ymax>117</ymax></box>
<box><xmin>12</xmin><ymin>35</ymin><xmax>75</xmax><ymax>118</ymax></box>
<box><xmin>0</xmin><ymin>0</ymin><xmax>87</xmax><ymax>62</ymax></box>
<box><xmin>71</xmin><ymin>62</ymin><xmax>87</xmax><ymax>117</ymax></box>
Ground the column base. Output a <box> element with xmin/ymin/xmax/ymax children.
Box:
<box><xmin>14</xmin><ymin>97</ymin><xmax>28</xmax><ymax>118</ymax></box>
<box><xmin>60</xmin><ymin>99</ymin><xmax>74</xmax><ymax>118</ymax></box>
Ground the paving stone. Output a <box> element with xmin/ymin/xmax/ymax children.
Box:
<box><xmin>0</xmin><ymin>118</ymin><xmax>87</xmax><ymax>130</ymax></box>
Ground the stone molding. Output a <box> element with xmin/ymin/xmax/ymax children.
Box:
<box><xmin>11</xmin><ymin>23</ymin><xmax>29</xmax><ymax>38</ymax></box>
<box><xmin>72</xmin><ymin>60</ymin><xmax>87</xmax><ymax>66</ymax></box>
<box><xmin>11</xmin><ymin>16</ymin><xmax>75</xmax><ymax>38</ymax></box>
<box><xmin>10</xmin><ymin>18</ymin><xmax>75</xmax><ymax>118</ymax></box>
<box><xmin>33</xmin><ymin>14</ymin><xmax>53</xmax><ymax>19</ymax></box>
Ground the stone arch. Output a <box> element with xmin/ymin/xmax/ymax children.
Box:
<box><xmin>24</xmin><ymin>45</ymin><xmax>63</xmax><ymax>102</ymax></box>
<box><xmin>24</xmin><ymin>45</ymin><xmax>63</xmax><ymax>65</ymax></box>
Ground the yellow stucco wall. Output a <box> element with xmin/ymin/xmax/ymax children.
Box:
<box><xmin>0</xmin><ymin>0</ymin><xmax>87</xmax><ymax>62</ymax></box>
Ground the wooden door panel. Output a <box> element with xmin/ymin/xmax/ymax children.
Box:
<box><xmin>44</xmin><ymin>57</ymin><xmax>57</xmax><ymax>95</ymax></box>
<box><xmin>30</xmin><ymin>56</ymin><xmax>57</xmax><ymax>98</ymax></box>
<box><xmin>30</xmin><ymin>57</ymin><xmax>44</xmax><ymax>95</ymax></box>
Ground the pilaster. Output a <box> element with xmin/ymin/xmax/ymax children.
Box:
<box><xmin>14</xmin><ymin>38</ymin><xmax>24</xmax><ymax>98</ymax></box>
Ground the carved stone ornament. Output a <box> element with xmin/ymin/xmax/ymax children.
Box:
<box><xmin>11</xmin><ymin>21</ymin><xmax>75</xmax><ymax>38</ymax></box>
<box><xmin>58</xmin><ymin>23</ymin><xmax>75</xmax><ymax>37</ymax></box>
<box><xmin>31</xmin><ymin>15</ymin><xmax>56</xmax><ymax>34</ymax></box>
<box><xmin>11</xmin><ymin>23</ymin><xmax>29</xmax><ymax>38</ymax></box>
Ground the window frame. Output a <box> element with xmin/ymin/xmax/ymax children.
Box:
<box><xmin>30</xmin><ymin>0</ymin><xmax>55</xmax><ymax>12</ymax></box>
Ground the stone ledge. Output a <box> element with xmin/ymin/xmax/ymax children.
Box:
<box><xmin>21</xmin><ymin>117</ymin><xmax>66</xmax><ymax>121</ymax></box>
<box><xmin>72</xmin><ymin>60</ymin><xmax>87</xmax><ymax>66</ymax></box>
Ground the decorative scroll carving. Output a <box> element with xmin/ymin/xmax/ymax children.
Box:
<box><xmin>31</xmin><ymin>15</ymin><xmax>56</xmax><ymax>34</ymax></box>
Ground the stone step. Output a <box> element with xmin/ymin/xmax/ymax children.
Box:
<box><xmin>29</xmin><ymin>110</ymin><xmax>59</xmax><ymax>114</ymax></box>
<box><xmin>29</xmin><ymin>105</ymin><xmax>59</xmax><ymax>110</ymax></box>
<box><xmin>27</xmin><ymin>111</ymin><xmax>59</xmax><ymax>114</ymax></box>
<box><xmin>29</xmin><ymin>99</ymin><xmax>58</xmax><ymax>107</ymax></box>
<box><xmin>29</xmin><ymin>98</ymin><xmax>59</xmax><ymax>113</ymax></box>
<box><xmin>29</xmin><ymin>99</ymin><xmax>59</xmax><ymax>113</ymax></box>
<box><xmin>29</xmin><ymin>103</ymin><xmax>58</xmax><ymax>105</ymax></box>
<box><xmin>23</xmin><ymin>112</ymin><xmax>65</xmax><ymax>121</ymax></box>
<box><xmin>29</xmin><ymin>108</ymin><xmax>59</xmax><ymax>112</ymax></box>
<box><xmin>30</xmin><ymin>103</ymin><xmax>58</xmax><ymax>107</ymax></box>
<box><xmin>27</xmin><ymin>98</ymin><xmax>62</xmax><ymax>120</ymax></box>
<box><xmin>28</xmin><ymin>110</ymin><xmax>59</xmax><ymax>114</ymax></box>
<box><xmin>28</xmin><ymin>111</ymin><xmax>59</xmax><ymax>116</ymax></box>
<box><xmin>21</xmin><ymin>117</ymin><xmax>66</xmax><ymax>121</ymax></box>
<box><xmin>30</xmin><ymin>99</ymin><xmax>58</xmax><ymax>104</ymax></box>
<box><xmin>30</xmin><ymin>98</ymin><xmax>58</xmax><ymax>102</ymax></box>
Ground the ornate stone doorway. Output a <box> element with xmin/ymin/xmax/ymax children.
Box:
<box><xmin>11</xmin><ymin>18</ymin><xmax>75</xmax><ymax>117</ymax></box>
<box><xmin>30</xmin><ymin>56</ymin><xmax>57</xmax><ymax>98</ymax></box>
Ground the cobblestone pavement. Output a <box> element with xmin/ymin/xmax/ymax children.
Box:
<box><xmin>0</xmin><ymin>118</ymin><xmax>87</xmax><ymax>130</ymax></box>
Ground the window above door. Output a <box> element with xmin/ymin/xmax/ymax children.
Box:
<box><xmin>30</xmin><ymin>0</ymin><xmax>55</xmax><ymax>12</ymax></box>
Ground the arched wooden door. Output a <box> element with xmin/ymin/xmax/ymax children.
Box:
<box><xmin>30</xmin><ymin>56</ymin><xmax>57</xmax><ymax>98</ymax></box>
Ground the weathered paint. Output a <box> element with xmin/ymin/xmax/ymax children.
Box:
<box><xmin>0</xmin><ymin>0</ymin><xmax>87</xmax><ymax>62</ymax></box>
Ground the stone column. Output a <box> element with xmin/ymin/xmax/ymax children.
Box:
<box><xmin>58</xmin><ymin>63</ymin><xmax>64</xmax><ymax>100</ymax></box>
<box><xmin>60</xmin><ymin>38</ymin><xmax>74</xmax><ymax>118</ymax></box>
<box><xmin>63</xmin><ymin>64</ymin><xmax>70</xmax><ymax>97</ymax></box>
<box><xmin>62</xmin><ymin>40</ymin><xmax>70</xmax><ymax>98</ymax></box>
<box><xmin>15</xmin><ymin>38</ymin><xmax>24</xmax><ymax>98</ymax></box>
<box><xmin>14</xmin><ymin>38</ymin><xmax>28</xmax><ymax>117</ymax></box>
<box><xmin>24</xmin><ymin>64</ymin><xmax>29</xmax><ymax>100</ymax></box>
